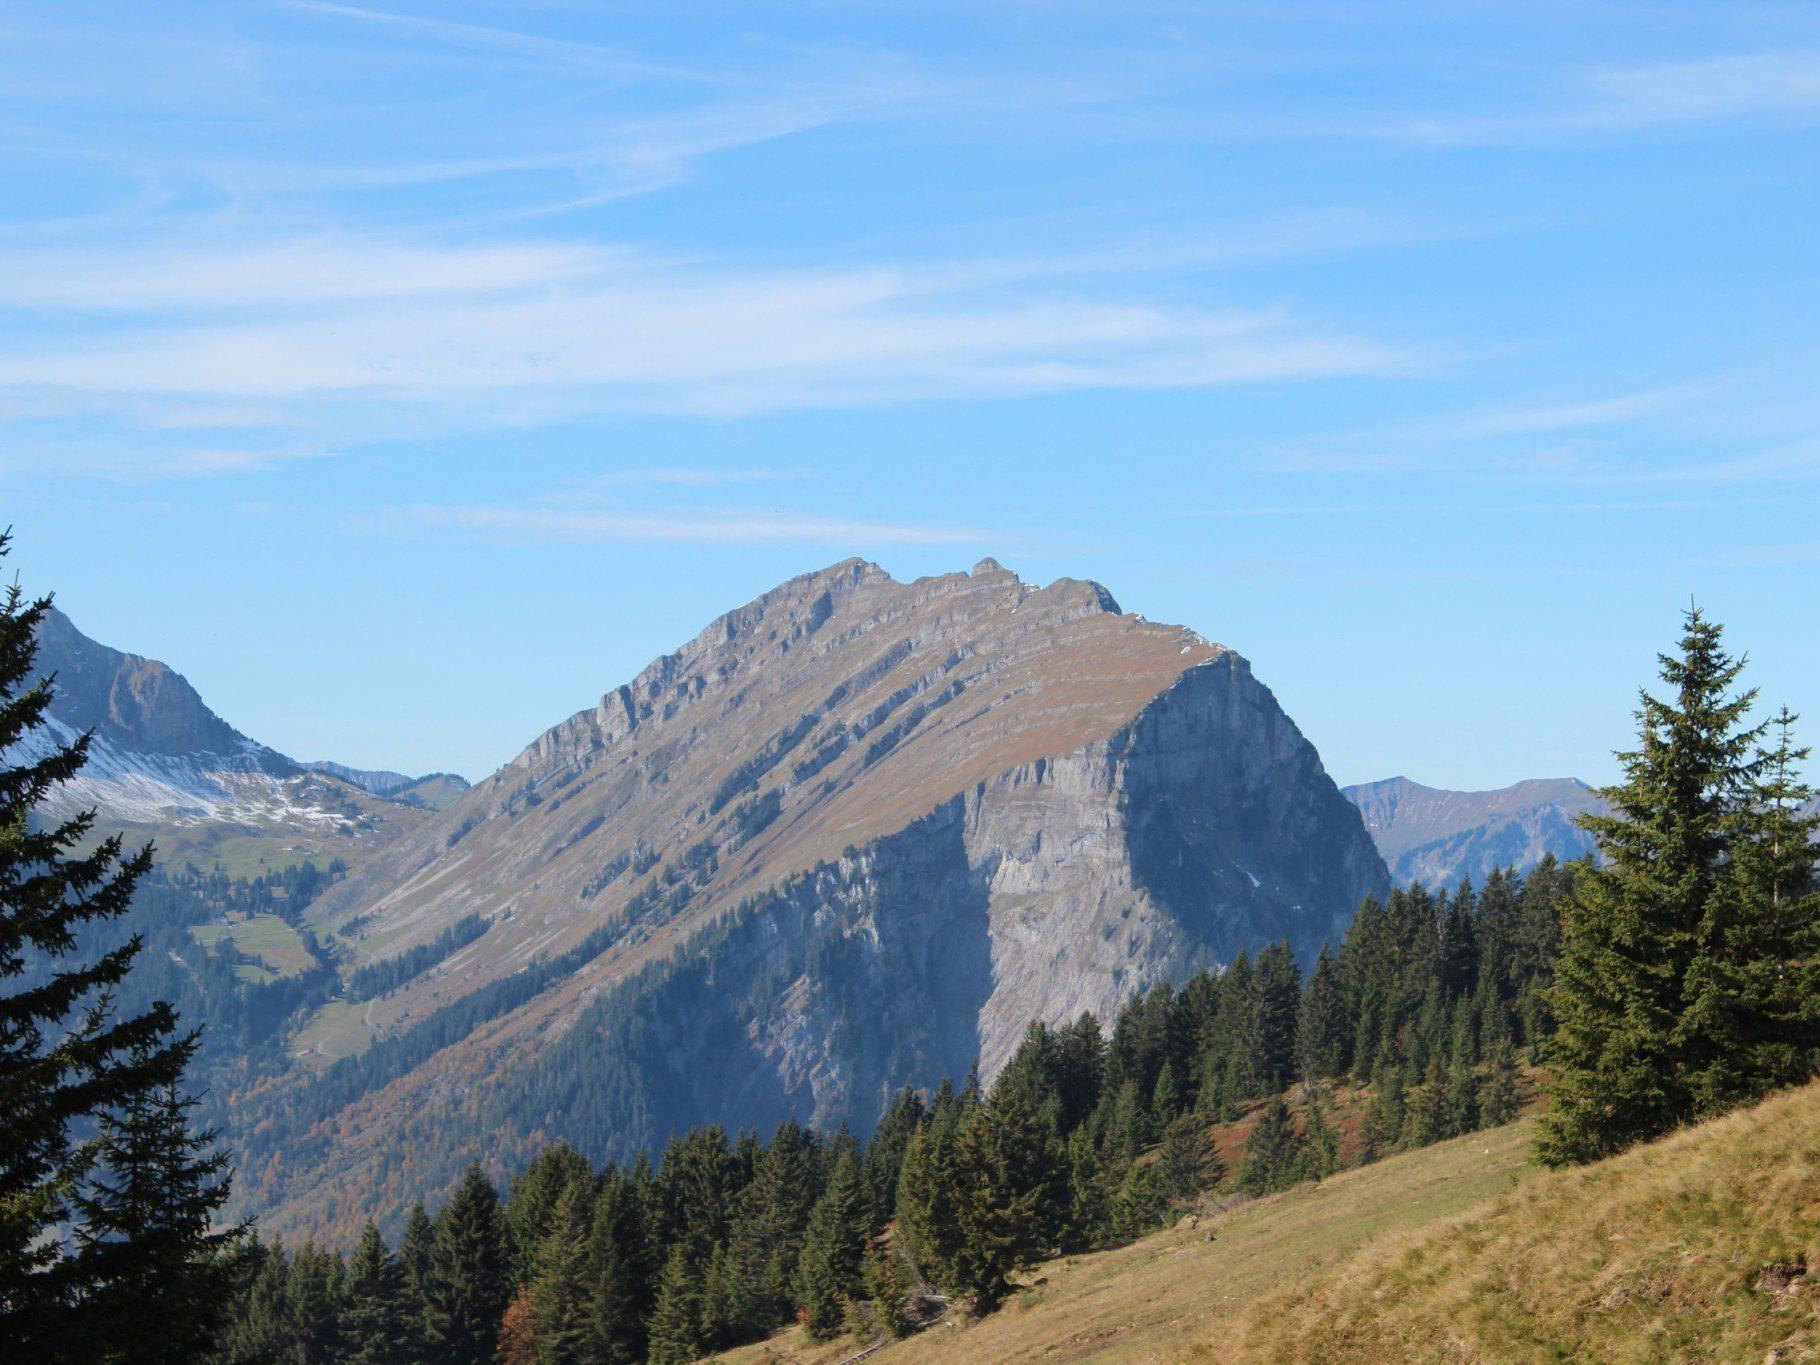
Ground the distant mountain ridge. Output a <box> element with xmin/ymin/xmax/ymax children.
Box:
<box><xmin>233</xmin><ymin>556</ymin><xmax>1388</xmax><ymax>1238</ymax></box>
<box><xmin>22</xmin><ymin>607</ymin><xmax>446</xmax><ymax>867</ymax></box>
<box><xmin>1344</xmin><ymin>775</ymin><xmax>1602</xmax><ymax>887</ymax></box>
<box><xmin>304</xmin><ymin>760</ymin><xmax>470</xmax><ymax>809</ymax></box>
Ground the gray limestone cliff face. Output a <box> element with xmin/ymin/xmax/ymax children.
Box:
<box><xmin>489</xmin><ymin>644</ymin><xmax>1387</xmax><ymax>1163</ymax></box>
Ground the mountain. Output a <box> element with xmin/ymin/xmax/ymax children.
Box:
<box><xmin>304</xmin><ymin>760</ymin><xmax>471</xmax><ymax>808</ymax></box>
<box><xmin>240</xmin><ymin>557</ymin><xmax>1387</xmax><ymax>1237</ymax></box>
<box><xmin>1343</xmin><ymin>775</ymin><xmax>1602</xmax><ymax>888</ymax></box>
<box><xmin>24</xmin><ymin>606</ymin><xmax>436</xmax><ymax>871</ymax></box>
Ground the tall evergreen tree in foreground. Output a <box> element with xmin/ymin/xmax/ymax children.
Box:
<box><xmin>1539</xmin><ymin>607</ymin><xmax>1819</xmax><ymax>1166</ymax></box>
<box><xmin>71</xmin><ymin>1050</ymin><xmax>243</xmax><ymax>1362</ymax></box>
<box><xmin>0</xmin><ymin>536</ymin><xmax>225</xmax><ymax>1355</ymax></box>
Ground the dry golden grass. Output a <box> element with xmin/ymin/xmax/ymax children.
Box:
<box><xmin>1224</xmin><ymin>1079</ymin><xmax>1820</xmax><ymax>1363</ymax></box>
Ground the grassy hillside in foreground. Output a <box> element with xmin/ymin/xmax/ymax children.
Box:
<box><xmin>720</xmin><ymin>1080</ymin><xmax>1820</xmax><ymax>1363</ymax></box>
<box><xmin>716</xmin><ymin>1117</ymin><xmax>1541</xmax><ymax>1364</ymax></box>
<box><xmin>1226</xmin><ymin>1079</ymin><xmax>1820</xmax><ymax>1363</ymax></box>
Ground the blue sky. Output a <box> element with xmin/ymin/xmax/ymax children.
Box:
<box><xmin>4</xmin><ymin>1</ymin><xmax>1817</xmax><ymax>788</ymax></box>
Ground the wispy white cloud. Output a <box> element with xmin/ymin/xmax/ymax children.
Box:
<box><xmin>0</xmin><ymin>236</ymin><xmax>613</xmax><ymax>310</ymax></box>
<box><xmin>1270</xmin><ymin>49</ymin><xmax>1820</xmax><ymax>147</ymax></box>
<box><xmin>0</xmin><ymin>235</ymin><xmax>1406</xmax><ymax>430</ymax></box>
<box><xmin>1592</xmin><ymin>51</ymin><xmax>1820</xmax><ymax>125</ymax></box>
<box><xmin>393</xmin><ymin>503</ymin><xmax>988</xmax><ymax>547</ymax></box>
<box><xmin>1452</xmin><ymin>385</ymin><xmax>1699</xmax><ymax>438</ymax></box>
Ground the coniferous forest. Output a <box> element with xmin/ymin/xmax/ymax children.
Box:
<box><xmin>4</xmin><ymin>522</ymin><xmax>1818</xmax><ymax>1364</ymax></box>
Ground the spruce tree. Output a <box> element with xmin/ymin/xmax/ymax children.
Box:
<box><xmin>1237</xmin><ymin>1097</ymin><xmax>1303</xmax><ymax>1195</ymax></box>
<box><xmin>526</xmin><ymin>1182</ymin><xmax>593</xmax><ymax>1364</ymax></box>
<box><xmin>1481</xmin><ymin>1041</ymin><xmax>1521</xmax><ymax>1127</ymax></box>
<box><xmin>859</xmin><ymin>1239</ymin><xmax>913</xmax><ymax>1338</ymax></box>
<box><xmin>70</xmin><ymin>1053</ymin><xmax>245</xmax><ymax>1363</ymax></box>
<box><xmin>1156</xmin><ymin>1113</ymin><xmax>1214</xmax><ymax>1205</ymax></box>
<box><xmin>793</xmin><ymin>1150</ymin><xmax>865</xmax><ymax>1338</ymax></box>
<box><xmin>426</xmin><ymin>1164</ymin><xmax>511</xmax><ymax>1364</ymax></box>
<box><xmin>644</xmin><ymin>1246</ymin><xmax>705</xmax><ymax>1365</ymax></box>
<box><xmin>0</xmin><ymin>546</ymin><xmax>190</xmax><ymax>1353</ymax></box>
<box><xmin>1062</xmin><ymin>1127</ymin><xmax>1110</xmax><ymax>1252</ymax></box>
<box><xmin>950</xmin><ymin>1084</ymin><xmax>1067</xmax><ymax>1311</ymax></box>
<box><xmin>1107</xmin><ymin>1159</ymin><xmax>1165</xmax><ymax>1240</ymax></box>
<box><xmin>1679</xmin><ymin>708</ymin><xmax>1820</xmax><ymax>1117</ymax></box>
<box><xmin>341</xmin><ymin>1222</ymin><xmax>413</xmax><ymax>1365</ymax></box>
<box><xmin>726</xmin><ymin>1118</ymin><xmax>820</xmax><ymax>1334</ymax></box>
<box><xmin>1298</xmin><ymin>944</ymin><xmax>1351</xmax><ymax>1079</ymax></box>
<box><xmin>1538</xmin><ymin>608</ymin><xmax>1765</xmax><ymax>1166</ymax></box>
<box><xmin>286</xmin><ymin>1241</ymin><xmax>348</xmax><ymax>1364</ymax></box>
<box><xmin>504</xmin><ymin>1143</ymin><xmax>593</xmax><ymax>1289</ymax></box>
<box><xmin>1360</xmin><ymin>1064</ymin><xmax>1406</xmax><ymax>1161</ymax></box>
<box><xmin>585</xmin><ymin>1166</ymin><xmax>652</xmax><ymax>1364</ymax></box>
<box><xmin>396</xmin><ymin>1201</ymin><xmax>436</xmax><ymax>1344</ymax></box>
<box><xmin>893</xmin><ymin>1123</ymin><xmax>962</xmax><ymax>1290</ymax></box>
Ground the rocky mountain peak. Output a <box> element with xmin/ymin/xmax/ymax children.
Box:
<box><xmin>271</xmin><ymin>558</ymin><xmax>1387</xmax><ymax>1237</ymax></box>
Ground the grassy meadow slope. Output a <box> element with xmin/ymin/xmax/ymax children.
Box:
<box><xmin>1229</xmin><ymin>1079</ymin><xmax>1820</xmax><ymax>1363</ymax></box>
<box><xmin>722</xmin><ymin>1078</ymin><xmax>1820</xmax><ymax>1364</ymax></box>
<box><xmin>716</xmin><ymin>1117</ymin><xmax>1541</xmax><ymax>1364</ymax></box>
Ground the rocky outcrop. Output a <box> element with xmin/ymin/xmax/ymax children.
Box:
<box><xmin>1344</xmin><ymin>775</ymin><xmax>1602</xmax><ymax>887</ymax></box>
<box><xmin>249</xmin><ymin>558</ymin><xmax>1385</xmax><ymax>1236</ymax></box>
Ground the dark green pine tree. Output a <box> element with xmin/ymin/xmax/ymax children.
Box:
<box><xmin>893</xmin><ymin>1122</ymin><xmax>963</xmax><ymax>1290</ymax></box>
<box><xmin>1156</xmin><ymin>1113</ymin><xmax>1217</xmax><ymax>1206</ymax></box>
<box><xmin>1297</xmin><ymin>1090</ymin><xmax>1339</xmax><ymax>1182</ymax></box>
<box><xmin>287</xmin><ymin>1241</ymin><xmax>349</xmax><ymax>1364</ymax></box>
<box><xmin>859</xmin><ymin>1238</ymin><xmax>913</xmax><ymax>1338</ymax></box>
<box><xmin>644</xmin><ymin>1245</ymin><xmax>706</xmax><ymax>1365</ymax></box>
<box><xmin>504</xmin><ymin>1143</ymin><xmax>594</xmax><ymax>1289</ymax></box>
<box><xmin>69</xmin><ymin>1050</ymin><xmax>245</xmax><ymax>1363</ymax></box>
<box><xmin>1481</xmin><ymin>1040</ymin><xmax>1522</xmax><ymax>1127</ymax></box>
<box><xmin>216</xmin><ymin>1239</ymin><xmax>295</xmax><ymax>1364</ymax></box>
<box><xmin>793</xmin><ymin>1150</ymin><xmax>866</xmax><ymax>1339</ymax></box>
<box><xmin>585</xmin><ymin>1166</ymin><xmax>652</xmax><ymax>1364</ymax></box>
<box><xmin>0</xmin><ymin>547</ymin><xmax>190</xmax><ymax>1354</ymax></box>
<box><xmin>340</xmin><ymin>1222</ymin><xmax>413</xmax><ymax>1365</ymax></box>
<box><xmin>1107</xmin><ymin>1159</ymin><xmax>1167</xmax><ymax>1241</ymax></box>
<box><xmin>526</xmin><ymin>1181</ymin><xmax>594</xmax><ymax>1364</ymax></box>
<box><xmin>425</xmin><ymin>1163</ymin><xmax>511</xmax><ymax>1364</ymax></box>
<box><xmin>395</xmin><ymin>1201</ymin><xmax>436</xmax><ymax>1344</ymax></box>
<box><xmin>1062</xmin><ymin>1127</ymin><xmax>1111</xmax><ymax>1252</ymax></box>
<box><xmin>1253</xmin><ymin>942</ymin><xmax>1303</xmax><ymax>1093</ymax></box>
<box><xmin>1298</xmin><ymin>944</ymin><xmax>1351</xmax><ymax>1080</ymax></box>
<box><xmin>1360</xmin><ymin>1064</ymin><xmax>1407</xmax><ymax>1162</ymax></box>
<box><xmin>949</xmin><ymin>1082</ymin><xmax>1068</xmax><ymax>1311</ymax></box>
<box><xmin>1237</xmin><ymin>1096</ymin><xmax>1304</xmax><ymax>1195</ymax></box>
<box><xmin>724</xmin><ymin>1118</ymin><xmax>821</xmax><ymax>1336</ymax></box>
<box><xmin>1538</xmin><ymin>607</ymin><xmax>1765</xmax><ymax>1167</ymax></box>
<box><xmin>1679</xmin><ymin>708</ymin><xmax>1820</xmax><ymax>1116</ymax></box>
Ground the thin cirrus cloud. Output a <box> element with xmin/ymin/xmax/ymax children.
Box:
<box><xmin>1295</xmin><ymin>49</ymin><xmax>1820</xmax><ymax>147</ymax></box>
<box><xmin>0</xmin><ymin>236</ymin><xmax>1407</xmax><ymax>427</ymax></box>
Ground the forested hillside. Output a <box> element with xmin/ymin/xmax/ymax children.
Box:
<box><xmin>214</xmin><ymin>865</ymin><xmax>1568</xmax><ymax>1361</ymax></box>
